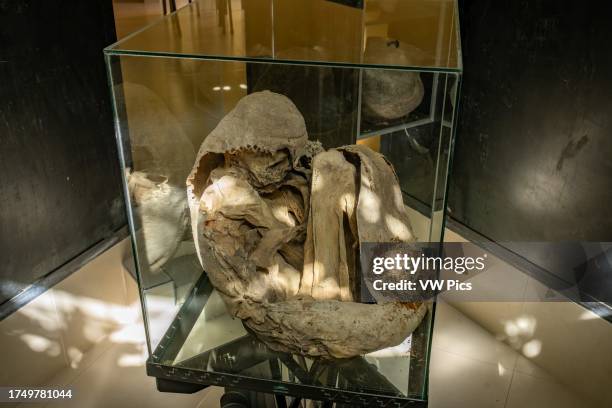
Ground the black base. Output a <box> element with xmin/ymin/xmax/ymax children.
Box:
<box><xmin>156</xmin><ymin>378</ymin><xmax>209</xmax><ymax>394</ymax></box>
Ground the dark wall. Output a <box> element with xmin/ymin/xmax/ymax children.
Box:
<box><xmin>451</xmin><ymin>0</ymin><xmax>612</xmax><ymax>242</ymax></box>
<box><xmin>0</xmin><ymin>0</ymin><xmax>124</xmax><ymax>305</ymax></box>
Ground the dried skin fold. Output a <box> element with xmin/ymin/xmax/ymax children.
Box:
<box><xmin>187</xmin><ymin>91</ymin><xmax>426</xmax><ymax>359</ymax></box>
<box><xmin>299</xmin><ymin>149</ymin><xmax>358</xmax><ymax>302</ymax></box>
<box><xmin>249</xmin><ymin>299</ymin><xmax>426</xmax><ymax>358</ymax></box>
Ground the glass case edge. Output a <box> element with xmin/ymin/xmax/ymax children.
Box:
<box><xmin>103</xmin><ymin>49</ymin><xmax>463</xmax><ymax>73</ymax></box>
<box><xmin>103</xmin><ymin>53</ymin><xmax>155</xmax><ymax>357</ymax></box>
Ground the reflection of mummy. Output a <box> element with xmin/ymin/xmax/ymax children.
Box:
<box><xmin>187</xmin><ymin>91</ymin><xmax>426</xmax><ymax>359</ymax></box>
<box><xmin>122</xmin><ymin>83</ymin><xmax>196</xmax><ymax>273</ymax></box>
<box><xmin>128</xmin><ymin>171</ymin><xmax>189</xmax><ymax>271</ymax></box>
<box><xmin>362</xmin><ymin>37</ymin><xmax>425</xmax><ymax>121</ymax></box>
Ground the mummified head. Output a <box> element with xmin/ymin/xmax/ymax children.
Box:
<box><xmin>225</xmin><ymin>148</ymin><xmax>291</xmax><ymax>188</ymax></box>
<box><xmin>187</xmin><ymin>91</ymin><xmax>309</xmax><ymax>197</ymax></box>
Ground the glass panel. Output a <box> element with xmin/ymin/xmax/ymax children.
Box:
<box><xmin>272</xmin><ymin>0</ymin><xmax>364</xmax><ymax>63</ymax></box>
<box><xmin>107</xmin><ymin>54</ymin><xmax>251</xmax><ymax>351</ymax></box>
<box><xmin>362</xmin><ymin>71</ymin><xmax>458</xmax><ymax>242</ymax></box>
<box><xmin>106</xmin><ymin>0</ymin><xmax>461</xmax><ymax>71</ymax></box>
<box><xmin>108</xmin><ymin>51</ymin><xmax>458</xmax><ymax>401</ymax></box>
<box><xmin>106</xmin><ymin>0</ymin><xmax>461</xmax><ymax>396</ymax></box>
<box><xmin>108</xmin><ymin>0</ymin><xmax>274</xmax><ymax>59</ymax></box>
<box><xmin>150</xmin><ymin>277</ymin><xmax>435</xmax><ymax>401</ymax></box>
<box><xmin>363</xmin><ymin>0</ymin><xmax>461</xmax><ymax>70</ymax></box>
<box><xmin>429</xmin><ymin>72</ymin><xmax>461</xmax><ymax>242</ymax></box>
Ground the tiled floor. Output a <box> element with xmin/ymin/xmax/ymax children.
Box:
<box><xmin>35</xmin><ymin>301</ymin><xmax>589</xmax><ymax>408</ymax></box>
<box><xmin>429</xmin><ymin>302</ymin><xmax>590</xmax><ymax>408</ymax></box>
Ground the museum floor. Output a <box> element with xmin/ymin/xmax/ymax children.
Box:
<box><xmin>40</xmin><ymin>283</ymin><xmax>586</xmax><ymax>408</ymax></box>
<box><xmin>2</xmin><ymin>234</ymin><xmax>606</xmax><ymax>407</ymax></box>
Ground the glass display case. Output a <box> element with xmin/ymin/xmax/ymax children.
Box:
<box><xmin>105</xmin><ymin>0</ymin><xmax>461</xmax><ymax>406</ymax></box>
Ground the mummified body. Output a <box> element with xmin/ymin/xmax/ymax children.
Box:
<box><xmin>187</xmin><ymin>91</ymin><xmax>426</xmax><ymax>359</ymax></box>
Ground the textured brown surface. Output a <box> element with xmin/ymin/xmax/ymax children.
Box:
<box><xmin>187</xmin><ymin>91</ymin><xmax>426</xmax><ymax>358</ymax></box>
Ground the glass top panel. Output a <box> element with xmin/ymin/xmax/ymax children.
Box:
<box><xmin>106</xmin><ymin>0</ymin><xmax>462</xmax><ymax>71</ymax></box>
